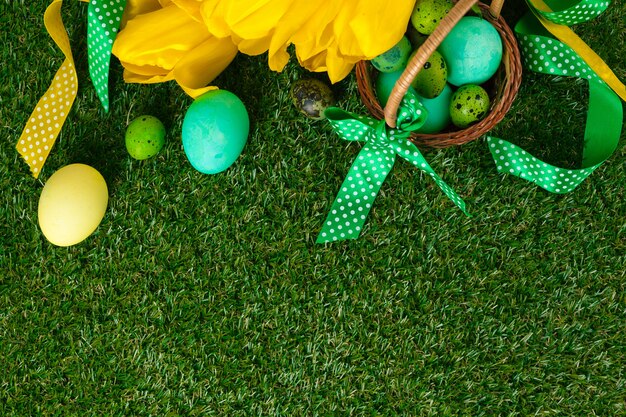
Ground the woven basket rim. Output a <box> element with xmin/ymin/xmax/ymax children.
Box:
<box><xmin>356</xmin><ymin>1</ymin><xmax>523</xmax><ymax>150</ymax></box>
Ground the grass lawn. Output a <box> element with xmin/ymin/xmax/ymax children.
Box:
<box><xmin>1</xmin><ymin>0</ymin><xmax>625</xmax><ymax>415</ymax></box>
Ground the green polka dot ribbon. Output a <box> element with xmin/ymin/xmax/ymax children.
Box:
<box><xmin>532</xmin><ymin>0</ymin><xmax>611</xmax><ymax>26</ymax></box>
<box><xmin>487</xmin><ymin>0</ymin><xmax>623</xmax><ymax>194</ymax></box>
<box><xmin>87</xmin><ymin>0</ymin><xmax>126</xmax><ymax>112</ymax></box>
<box><xmin>317</xmin><ymin>91</ymin><xmax>469</xmax><ymax>244</ymax></box>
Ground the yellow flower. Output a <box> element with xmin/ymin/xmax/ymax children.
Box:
<box><xmin>200</xmin><ymin>0</ymin><xmax>415</xmax><ymax>82</ymax></box>
<box><xmin>113</xmin><ymin>1</ymin><xmax>238</xmax><ymax>97</ymax></box>
<box><xmin>113</xmin><ymin>0</ymin><xmax>415</xmax><ymax>95</ymax></box>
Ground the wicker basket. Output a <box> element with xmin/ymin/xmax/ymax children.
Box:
<box><xmin>356</xmin><ymin>0</ymin><xmax>522</xmax><ymax>149</ymax></box>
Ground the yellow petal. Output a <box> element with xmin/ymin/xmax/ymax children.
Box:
<box><xmin>113</xmin><ymin>4</ymin><xmax>211</xmax><ymax>72</ymax></box>
<box><xmin>121</xmin><ymin>67</ymin><xmax>175</xmax><ymax>84</ymax></box>
<box><xmin>170</xmin><ymin>0</ymin><xmax>204</xmax><ymax>21</ymax></box>
<box><xmin>324</xmin><ymin>47</ymin><xmax>355</xmax><ymax>83</ymax></box>
<box><xmin>347</xmin><ymin>1</ymin><xmax>414</xmax><ymax>58</ymax></box>
<box><xmin>122</xmin><ymin>0</ymin><xmax>162</xmax><ymax>24</ymax></box>
<box><xmin>173</xmin><ymin>36</ymin><xmax>239</xmax><ymax>97</ymax></box>
<box><xmin>267</xmin><ymin>0</ymin><xmax>330</xmax><ymax>71</ymax></box>
<box><xmin>224</xmin><ymin>0</ymin><xmax>288</xmax><ymax>39</ymax></box>
<box><xmin>236</xmin><ymin>36</ymin><xmax>274</xmax><ymax>57</ymax></box>
<box><xmin>198</xmin><ymin>0</ymin><xmax>231</xmax><ymax>38</ymax></box>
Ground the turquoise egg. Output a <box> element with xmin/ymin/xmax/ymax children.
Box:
<box><xmin>375</xmin><ymin>70</ymin><xmax>416</xmax><ymax>107</ymax></box>
<box><xmin>416</xmin><ymin>83</ymin><xmax>453</xmax><ymax>134</ymax></box>
<box><xmin>182</xmin><ymin>90</ymin><xmax>249</xmax><ymax>174</ymax></box>
<box><xmin>371</xmin><ymin>36</ymin><xmax>412</xmax><ymax>73</ymax></box>
<box><xmin>376</xmin><ymin>72</ymin><xmax>451</xmax><ymax>133</ymax></box>
<box><xmin>439</xmin><ymin>17</ymin><xmax>503</xmax><ymax>86</ymax></box>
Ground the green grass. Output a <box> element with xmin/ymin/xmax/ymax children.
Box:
<box><xmin>1</xmin><ymin>0</ymin><xmax>625</xmax><ymax>415</ymax></box>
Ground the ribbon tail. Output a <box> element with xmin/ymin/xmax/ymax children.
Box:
<box><xmin>487</xmin><ymin>79</ymin><xmax>622</xmax><ymax>193</ymax></box>
<box><xmin>317</xmin><ymin>143</ymin><xmax>395</xmax><ymax>243</ymax></box>
<box><xmin>16</xmin><ymin>0</ymin><xmax>78</xmax><ymax>178</ymax></box>
<box><xmin>324</xmin><ymin>107</ymin><xmax>381</xmax><ymax>142</ymax></box>
<box><xmin>486</xmin><ymin>137</ymin><xmax>599</xmax><ymax>193</ymax></box>
<box><xmin>87</xmin><ymin>0</ymin><xmax>127</xmax><ymax>111</ymax></box>
<box><xmin>491</xmin><ymin>2</ymin><xmax>624</xmax><ymax>194</ymax></box>
<box><xmin>581</xmin><ymin>79</ymin><xmax>623</xmax><ymax>167</ymax></box>
<box><xmin>526</xmin><ymin>0</ymin><xmax>626</xmax><ymax>102</ymax></box>
<box><xmin>395</xmin><ymin>138</ymin><xmax>469</xmax><ymax>216</ymax></box>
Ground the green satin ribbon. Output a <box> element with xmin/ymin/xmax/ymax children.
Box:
<box><xmin>533</xmin><ymin>0</ymin><xmax>611</xmax><ymax>25</ymax></box>
<box><xmin>488</xmin><ymin>0</ymin><xmax>623</xmax><ymax>193</ymax></box>
<box><xmin>87</xmin><ymin>0</ymin><xmax>126</xmax><ymax>112</ymax></box>
<box><xmin>317</xmin><ymin>91</ymin><xmax>469</xmax><ymax>243</ymax></box>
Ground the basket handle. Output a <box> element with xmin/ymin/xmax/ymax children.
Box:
<box><xmin>384</xmin><ymin>0</ymin><xmax>505</xmax><ymax>128</ymax></box>
<box><xmin>489</xmin><ymin>0</ymin><xmax>505</xmax><ymax>19</ymax></box>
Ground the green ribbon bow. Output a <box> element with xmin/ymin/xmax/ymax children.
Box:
<box><xmin>317</xmin><ymin>91</ymin><xmax>469</xmax><ymax>244</ymax></box>
<box><xmin>487</xmin><ymin>0</ymin><xmax>623</xmax><ymax>193</ymax></box>
<box><xmin>88</xmin><ymin>0</ymin><xmax>126</xmax><ymax>112</ymax></box>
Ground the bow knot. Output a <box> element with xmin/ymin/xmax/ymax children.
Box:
<box><xmin>393</xmin><ymin>95</ymin><xmax>428</xmax><ymax>134</ymax></box>
<box><xmin>317</xmin><ymin>90</ymin><xmax>468</xmax><ymax>244</ymax></box>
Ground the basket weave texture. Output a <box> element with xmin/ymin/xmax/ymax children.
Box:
<box><xmin>356</xmin><ymin>1</ymin><xmax>523</xmax><ymax>150</ymax></box>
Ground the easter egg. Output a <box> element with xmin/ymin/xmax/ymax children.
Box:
<box><xmin>411</xmin><ymin>0</ymin><xmax>454</xmax><ymax>35</ymax></box>
<box><xmin>416</xmin><ymin>83</ymin><xmax>453</xmax><ymax>134</ymax></box>
<box><xmin>125</xmin><ymin>115</ymin><xmax>166</xmax><ymax>160</ymax></box>
<box><xmin>375</xmin><ymin>70</ymin><xmax>419</xmax><ymax>107</ymax></box>
<box><xmin>410</xmin><ymin>50</ymin><xmax>448</xmax><ymax>99</ymax></box>
<box><xmin>182</xmin><ymin>89</ymin><xmax>249</xmax><ymax>174</ymax></box>
<box><xmin>406</xmin><ymin>24</ymin><xmax>428</xmax><ymax>49</ymax></box>
<box><xmin>370</xmin><ymin>36</ymin><xmax>412</xmax><ymax>73</ymax></box>
<box><xmin>449</xmin><ymin>84</ymin><xmax>490</xmax><ymax>128</ymax></box>
<box><xmin>290</xmin><ymin>78</ymin><xmax>335</xmax><ymax>120</ymax></box>
<box><xmin>38</xmin><ymin>164</ymin><xmax>108</xmax><ymax>247</ymax></box>
<box><xmin>439</xmin><ymin>17</ymin><xmax>503</xmax><ymax>86</ymax></box>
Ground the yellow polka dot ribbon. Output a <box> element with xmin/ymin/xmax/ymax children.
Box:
<box><xmin>16</xmin><ymin>0</ymin><xmax>125</xmax><ymax>178</ymax></box>
<box><xmin>487</xmin><ymin>0</ymin><xmax>623</xmax><ymax>193</ymax></box>
<box><xmin>317</xmin><ymin>91</ymin><xmax>469</xmax><ymax>244</ymax></box>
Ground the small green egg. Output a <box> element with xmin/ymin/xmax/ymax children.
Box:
<box><xmin>370</xmin><ymin>36</ymin><xmax>412</xmax><ymax>73</ymax></box>
<box><xmin>410</xmin><ymin>50</ymin><xmax>448</xmax><ymax>99</ymax></box>
<box><xmin>125</xmin><ymin>115</ymin><xmax>166</xmax><ymax>160</ymax></box>
<box><xmin>449</xmin><ymin>85</ymin><xmax>490</xmax><ymax>128</ymax></box>
<box><xmin>290</xmin><ymin>78</ymin><xmax>335</xmax><ymax>120</ymax></box>
<box><xmin>411</xmin><ymin>0</ymin><xmax>454</xmax><ymax>35</ymax></box>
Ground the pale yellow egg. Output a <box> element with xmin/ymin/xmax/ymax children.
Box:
<box><xmin>38</xmin><ymin>164</ymin><xmax>108</xmax><ymax>247</ymax></box>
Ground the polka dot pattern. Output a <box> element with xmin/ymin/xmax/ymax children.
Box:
<box><xmin>518</xmin><ymin>34</ymin><xmax>599</xmax><ymax>81</ymax></box>
<box><xmin>17</xmin><ymin>0</ymin><xmax>79</xmax><ymax>178</ymax></box>
<box><xmin>317</xmin><ymin>92</ymin><xmax>468</xmax><ymax>243</ymax></box>
<box><xmin>17</xmin><ymin>0</ymin><xmax>126</xmax><ymax>178</ymax></box>
<box><xmin>316</xmin><ymin>142</ymin><xmax>395</xmax><ymax>243</ymax></box>
<box><xmin>490</xmin><ymin>0</ymin><xmax>622</xmax><ymax>195</ymax></box>
<box><xmin>537</xmin><ymin>0</ymin><xmax>610</xmax><ymax>26</ymax></box>
<box><xmin>87</xmin><ymin>0</ymin><xmax>126</xmax><ymax>111</ymax></box>
<box><xmin>486</xmin><ymin>137</ymin><xmax>599</xmax><ymax>194</ymax></box>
